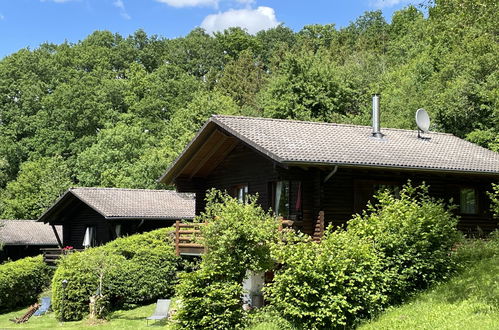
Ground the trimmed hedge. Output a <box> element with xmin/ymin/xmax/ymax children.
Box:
<box><xmin>52</xmin><ymin>228</ymin><xmax>179</xmax><ymax>321</ymax></box>
<box><xmin>0</xmin><ymin>255</ymin><xmax>52</xmax><ymax>312</ymax></box>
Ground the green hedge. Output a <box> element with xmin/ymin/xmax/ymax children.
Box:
<box><xmin>0</xmin><ymin>255</ymin><xmax>52</xmax><ymax>312</ymax></box>
<box><xmin>52</xmin><ymin>228</ymin><xmax>179</xmax><ymax>321</ymax></box>
<box><xmin>267</xmin><ymin>183</ymin><xmax>462</xmax><ymax>329</ymax></box>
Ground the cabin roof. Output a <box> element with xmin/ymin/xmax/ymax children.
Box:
<box><xmin>38</xmin><ymin>188</ymin><xmax>195</xmax><ymax>223</ymax></box>
<box><xmin>160</xmin><ymin>115</ymin><xmax>499</xmax><ymax>184</ymax></box>
<box><xmin>0</xmin><ymin>220</ymin><xmax>61</xmax><ymax>246</ymax></box>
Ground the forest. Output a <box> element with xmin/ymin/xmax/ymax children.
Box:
<box><xmin>0</xmin><ymin>0</ymin><xmax>497</xmax><ymax>220</ymax></box>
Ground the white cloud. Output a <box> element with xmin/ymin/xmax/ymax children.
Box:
<box><xmin>155</xmin><ymin>0</ymin><xmax>219</xmax><ymax>8</ymax></box>
<box><xmin>370</xmin><ymin>0</ymin><xmax>413</xmax><ymax>8</ymax></box>
<box><xmin>113</xmin><ymin>0</ymin><xmax>131</xmax><ymax>19</ymax></box>
<box><xmin>201</xmin><ymin>6</ymin><xmax>279</xmax><ymax>34</ymax></box>
<box><xmin>0</xmin><ymin>14</ymin><xmax>4</xmax><ymax>20</ymax></box>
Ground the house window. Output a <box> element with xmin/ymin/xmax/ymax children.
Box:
<box><xmin>114</xmin><ymin>224</ymin><xmax>122</xmax><ymax>238</ymax></box>
<box><xmin>233</xmin><ymin>184</ymin><xmax>249</xmax><ymax>203</ymax></box>
<box><xmin>374</xmin><ymin>183</ymin><xmax>401</xmax><ymax>198</ymax></box>
<box><xmin>82</xmin><ymin>226</ymin><xmax>96</xmax><ymax>248</ymax></box>
<box><xmin>272</xmin><ymin>181</ymin><xmax>302</xmax><ymax>220</ymax></box>
<box><xmin>460</xmin><ymin>188</ymin><xmax>477</xmax><ymax>214</ymax></box>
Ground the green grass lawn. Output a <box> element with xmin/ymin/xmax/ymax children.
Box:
<box><xmin>359</xmin><ymin>240</ymin><xmax>499</xmax><ymax>330</ymax></box>
<box><xmin>0</xmin><ymin>303</ymin><xmax>172</xmax><ymax>329</ymax></box>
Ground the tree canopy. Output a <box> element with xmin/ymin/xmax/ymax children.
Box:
<box><xmin>0</xmin><ymin>0</ymin><xmax>497</xmax><ymax>219</ymax></box>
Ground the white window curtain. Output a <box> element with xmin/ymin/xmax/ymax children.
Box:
<box><xmin>275</xmin><ymin>181</ymin><xmax>283</xmax><ymax>216</ymax></box>
<box><xmin>83</xmin><ymin>226</ymin><xmax>95</xmax><ymax>248</ymax></box>
<box><xmin>114</xmin><ymin>224</ymin><xmax>122</xmax><ymax>238</ymax></box>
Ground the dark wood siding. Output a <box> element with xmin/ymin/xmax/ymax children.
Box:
<box><xmin>175</xmin><ymin>143</ymin><xmax>498</xmax><ymax>236</ymax></box>
<box><xmin>176</xmin><ymin>143</ymin><xmax>280</xmax><ymax>214</ymax></box>
<box><xmin>320</xmin><ymin>167</ymin><xmax>497</xmax><ymax>235</ymax></box>
<box><xmin>62</xmin><ymin>202</ymin><xmax>110</xmax><ymax>248</ymax></box>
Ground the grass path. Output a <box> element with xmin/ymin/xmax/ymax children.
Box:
<box><xmin>0</xmin><ymin>303</ymin><xmax>171</xmax><ymax>329</ymax></box>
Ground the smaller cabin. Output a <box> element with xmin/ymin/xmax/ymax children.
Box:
<box><xmin>38</xmin><ymin>188</ymin><xmax>195</xmax><ymax>249</ymax></box>
<box><xmin>0</xmin><ymin>220</ymin><xmax>62</xmax><ymax>261</ymax></box>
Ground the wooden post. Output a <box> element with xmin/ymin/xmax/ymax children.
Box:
<box><xmin>175</xmin><ymin>220</ymin><xmax>180</xmax><ymax>256</ymax></box>
<box><xmin>51</xmin><ymin>224</ymin><xmax>63</xmax><ymax>248</ymax></box>
<box><xmin>318</xmin><ymin>211</ymin><xmax>325</xmax><ymax>239</ymax></box>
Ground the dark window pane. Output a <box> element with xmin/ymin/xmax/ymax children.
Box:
<box><xmin>460</xmin><ymin>188</ymin><xmax>476</xmax><ymax>214</ymax></box>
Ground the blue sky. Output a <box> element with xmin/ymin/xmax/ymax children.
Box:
<box><xmin>0</xmin><ymin>0</ymin><xmax>420</xmax><ymax>58</ymax></box>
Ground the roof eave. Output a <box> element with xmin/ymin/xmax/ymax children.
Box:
<box><xmin>104</xmin><ymin>216</ymin><xmax>195</xmax><ymax>220</ymax></box>
<box><xmin>158</xmin><ymin>116</ymin><xmax>287</xmax><ymax>185</ymax></box>
<box><xmin>284</xmin><ymin>160</ymin><xmax>499</xmax><ymax>176</ymax></box>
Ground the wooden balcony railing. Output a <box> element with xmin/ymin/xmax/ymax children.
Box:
<box><xmin>41</xmin><ymin>248</ymin><xmax>83</xmax><ymax>266</ymax></box>
<box><xmin>174</xmin><ymin>221</ymin><xmax>205</xmax><ymax>256</ymax></box>
<box><xmin>174</xmin><ymin>212</ymin><xmax>325</xmax><ymax>256</ymax></box>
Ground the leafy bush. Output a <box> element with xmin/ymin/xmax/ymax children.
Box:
<box><xmin>266</xmin><ymin>231</ymin><xmax>387</xmax><ymax>329</ymax></box>
<box><xmin>174</xmin><ymin>190</ymin><xmax>279</xmax><ymax>329</ymax></box>
<box><xmin>199</xmin><ymin>189</ymin><xmax>278</xmax><ymax>282</ymax></box>
<box><xmin>52</xmin><ymin>228</ymin><xmax>179</xmax><ymax>321</ymax></box>
<box><xmin>488</xmin><ymin>183</ymin><xmax>499</xmax><ymax>219</ymax></box>
<box><xmin>0</xmin><ymin>255</ymin><xmax>52</xmax><ymax>312</ymax></box>
<box><xmin>174</xmin><ymin>268</ymin><xmax>244</xmax><ymax>329</ymax></box>
<box><xmin>347</xmin><ymin>183</ymin><xmax>462</xmax><ymax>302</ymax></box>
<box><xmin>245</xmin><ymin>306</ymin><xmax>296</xmax><ymax>330</ymax></box>
<box><xmin>266</xmin><ymin>183</ymin><xmax>461</xmax><ymax>329</ymax></box>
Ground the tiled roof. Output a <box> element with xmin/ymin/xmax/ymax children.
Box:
<box><xmin>212</xmin><ymin>115</ymin><xmax>499</xmax><ymax>173</ymax></box>
<box><xmin>40</xmin><ymin>188</ymin><xmax>195</xmax><ymax>222</ymax></box>
<box><xmin>0</xmin><ymin>220</ymin><xmax>61</xmax><ymax>246</ymax></box>
<box><xmin>163</xmin><ymin>115</ymin><xmax>499</xmax><ymax>181</ymax></box>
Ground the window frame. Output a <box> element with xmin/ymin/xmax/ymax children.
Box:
<box><xmin>232</xmin><ymin>183</ymin><xmax>249</xmax><ymax>204</ymax></box>
<box><xmin>270</xmin><ymin>180</ymin><xmax>303</xmax><ymax>221</ymax></box>
<box><xmin>459</xmin><ymin>187</ymin><xmax>478</xmax><ymax>215</ymax></box>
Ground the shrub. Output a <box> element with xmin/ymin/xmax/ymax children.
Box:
<box><xmin>347</xmin><ymin>183</ymin><xmax>462</xmax><ymax>302</ymax></box>
<box><xmin>174</xmin><ymin>268</ymin><xmax>244</xmax><ymax>329</ymax></box>
<box><xmin>174</xmin><ymin>190</ymin><xmax>279</xmax><ymax>329</ymax></box>
<box><xmin>0</xmin><ymin>255</ymin><xmax>52</xmax><ymax>312</ymax></box>
<box><xmin>245</xmin><ymin>306</ymin><xmax>296</xmax><ymax>330</ymax></box>
<box><xmin>52</xmin><ymin>228</ymin><xmax>179</xmax><ymax>321</ymax></box>
<box><xmin>488</xmin><ymin>183</ymin><xmax>499</xmax><ymax>219</ymax></box>
<box><xmin>266</xmin><ymin>231</ymin><xmax>387</xmax><ymax>329</ymax></box>
<box><xmin>199</xmin><ymin>189</ymin><xmax>278</xmax><ymax>282</ymax></box>
<box><xmin>266</xmin><ymin>182</ymin><xmax>461</xmax><ymax>329</ymax></box>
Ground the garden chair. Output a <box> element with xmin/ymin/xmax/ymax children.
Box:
<box><xmin>9</xmin><ymin>303</ymin><xmax>40</xmax><ymax>323</ymax></box>
<box><xmin>146</xmin><ymin>299</ymin><xmax>171</xmax><ymax>326</ymax></box>
<box><xmin>33</xmin><ymin>297</ymin><xmax>51</xmax><ymax>316</ymax></box>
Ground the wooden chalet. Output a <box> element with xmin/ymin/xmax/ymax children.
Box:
<box><xmin>38</xmin><ymin>187</ymin><xmax>195</xmax><ymax>249</ymax></box>
<box><xmin>0</xmin><ymin>220</ymin><xmax>62</xmax><ymax>261</ymax></box>
<box><xmin>160</xmin><ymin>115</ymin><xmax>499</xmax><ymax>242</ymax></box>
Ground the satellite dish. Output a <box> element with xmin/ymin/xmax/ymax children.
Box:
<box><xmin>415</xmin><ymin>108</ymin><xmax>430</xmax><ymax>133</ymax></box>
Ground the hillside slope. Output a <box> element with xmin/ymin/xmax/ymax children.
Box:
<box><xmin>359</xmin><ymin>238</ymin><xmax>499</xmax><ymax>330</ymax></box>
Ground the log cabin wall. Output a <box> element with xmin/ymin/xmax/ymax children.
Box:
<box><xmin>176</xmin><ymin>143</ymin><xmax>280</xmax><ymax>214</ymax></box>
<box><xmin>319</xmin><ymin>167</ymin><xmax>497</xmax><ymax>234</ymax></box>
<box><xmin>175</xmin><ymin>142</ymin><xmax>497</xmax><ymax>236</ymax></box>
<box><xmin>61</xmin><ymin>201</ymin><xmax>110</xmax><ymax>248</ymax></box>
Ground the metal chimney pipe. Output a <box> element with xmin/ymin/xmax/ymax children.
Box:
<box><xmin>372</xmin><ymin>94</ymin><xmax>382</xmax><ymax>138</ymax></box>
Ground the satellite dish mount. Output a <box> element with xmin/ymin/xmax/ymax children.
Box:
<box><xmin>415</xmin><ymin>108</ymin><xmax>431</xmax><ymax>140</ymax></box>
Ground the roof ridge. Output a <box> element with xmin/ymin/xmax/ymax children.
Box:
<box><xmin>212</xmin><ymin>114</ymin><xmax>454</xmax><ymax>136</ymax></box>
<box><xmin>0</xmin><ymin>219</ymin><xmax>36</xmax><ymax>222</ymax></box>
<box><xmin>70</xmin><ymin>187</ymin><xmax>183</xmax><ymax>193</ymax></box>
